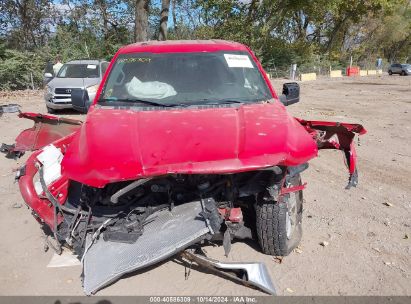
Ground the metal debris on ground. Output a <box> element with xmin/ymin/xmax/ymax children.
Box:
<box><xmin>0</xmin><ymin>104</ymin><xmax>21</xmax><ymax>116</ymax></box>
<box><xmin>181</xmin><ymin>249</ymin><xmax>276</xmax><ymax>295</ymax></box>
<box><xmin>320</xmin><ymin>241</ymin><xmax>329</xmax><ymax>247</ymax></box>
<box><xmin>383</xmin><ymin>202</ymin><xmax>393</xmax><ymax>207</ymax></box>
<box><xmin>0</xmin><ymin>143</ymin><xmax>24</xmax><ymax>159</ymax></box>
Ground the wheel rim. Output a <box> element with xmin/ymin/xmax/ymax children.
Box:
<box><xmin>286</xmin><ymin>192</ymin><xmax>298</xmax><ymax>239</ymax></box>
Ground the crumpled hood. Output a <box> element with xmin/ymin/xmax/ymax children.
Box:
<box><xmin>62</xmin><ymin>102</ymin><xmax>318</xmax><ymax>187</ymax></box>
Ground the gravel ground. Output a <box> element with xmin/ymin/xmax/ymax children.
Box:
<box><xmin>0</xmin><ymin>75</ymin><xmax>410</xmax><ymax>296</ymax></box>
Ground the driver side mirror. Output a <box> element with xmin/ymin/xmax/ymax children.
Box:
<box><xmin>71</xmin><ymin>89</ymin><xmax>90</xmax><ymax>113</ymax></box>
<box><xmin>44</xmin><ymin>72</ymin><xmax>53</xmax><ymax>78</ymax></box>
<box><xmin>279</xmin><ymin>82</ymin><xmax>300</xmax><ymax>106</ymax></box>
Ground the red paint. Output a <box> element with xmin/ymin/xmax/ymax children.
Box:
<box><xmin>281</xmin><ymin>183</ymin><xmax>307</xmax><ymax>195</ymax></box>
<box><xmin>297</xmin><ymin>119</ymin><xmax>366</xmax><ymax>135</ymax></box>
<box><xmin>19</xmin><ymin>134</ymin><xmax>73</xmax><ymax>228</ymax></box>
<box><xmin>228</xmin><ymin>208</ymin><xmax>243</xmax><ymax>223</ymax></box>
<box><xmin>120</xmin><ymin>40</ymin><xmax>251</xmax><ymax>55</ymax></box>
<box><xmin>218</xmin><ymin>207</ymin><xmax>243</xmax><ymax>223</ymax></box>
<box><xmin>13</xmin><ymin>112</ymin><xmax>82</xmax><ymax>153</ymax></box>
<box><xmin>62</xmin><ymin>103</ymin><xmax>318</xmax><ymax>187</ymax></box>
<box><xmin>297</xmin><ymin>119</ymin><xmax>366</xmax><ymax>175</ymax></box>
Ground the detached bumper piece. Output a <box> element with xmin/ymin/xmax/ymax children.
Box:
<box><xmin>181</xmin><ymin>250</ymin><xmax>276</xmax><ymax>295</ymax></box>
<box><xmin>82</xmin><ymin>200</ymin><xmax>211</xmax><ymax>295</ymax></box>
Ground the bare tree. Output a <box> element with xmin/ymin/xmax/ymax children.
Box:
<box><xmin>158</xmin><ymin>0</ymin><xmax>170</xmax><ymax>40</ymax></box>
<box><xmin>134</xmin><ymin>0</ymin><xmax>149</xmax><ymax>42</ymax></box>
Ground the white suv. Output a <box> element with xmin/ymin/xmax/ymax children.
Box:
<box><xmin>44</xmin><ymin>59</ymin><xmax>109</xmax><ymax>113</ymax></box>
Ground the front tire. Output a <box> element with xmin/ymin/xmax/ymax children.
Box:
<box><xmin>388</xmin><ymin>70</ymin><xmax>392</xmax><ymax>75</ymax></box>
<box><xmin>255</xmin><ymin>174</ymin><xmax>303</xmax><ymax>256</ymax></box>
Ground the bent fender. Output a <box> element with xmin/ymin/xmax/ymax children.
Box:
<box><xmin>297</xmin><ymin>118</ymin><xmax>367</xmax><ymax>188</ymax></box>
<box><xmin>4</xmin><ymin>112</ymin><xmax>82</xmax><ymax>157</ymax></box>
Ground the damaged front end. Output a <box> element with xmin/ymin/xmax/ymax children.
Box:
<box><xmin>47</xmin><ymin>161</ymin><xmax>286</xmax><ymax>294</ymax></box>
<box><xmin>11</xmin><ymin>109</ymin><xmax>365</xmax><ymax>295</ymax></box>
<box><xmin>24</xmin><ymin>146</ymin><xmax>285</xmax><ymax>294</ymax></box>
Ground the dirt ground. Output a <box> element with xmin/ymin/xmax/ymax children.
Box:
<box><xmin>0</xmin><ymin>75</ymin><xmax>410</xmax><ymax>296</ymax></box>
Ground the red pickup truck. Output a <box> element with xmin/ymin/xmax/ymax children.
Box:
<box><xmin>13</xmin><ymin>40</ymin><xmax>365</xmax><ymax>294</ymax></box>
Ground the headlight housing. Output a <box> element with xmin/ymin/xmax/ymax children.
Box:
<box><xmin>46</xmin><ymin>86</ymin><xmax>53</xmax><ymax>94</ymax></box>
<box><xmin>86</xmin><ymin>84</ymin><xmax>99</xmax><ymax>95</ymax></box>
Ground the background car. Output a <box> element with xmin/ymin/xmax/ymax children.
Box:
<box><xmin>388</xmin><ymin>63</ymin><xmax>411</xmax><ymax>76</ymax></box>
<box><xmin>44</xmin><ymin>59</ymin><xmax>109</xmax><ymax>113</ymax></box>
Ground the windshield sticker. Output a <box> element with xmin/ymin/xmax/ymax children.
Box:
<box><xmin>87</xmin><ymin>64</ymin><xmax>97</xmax><ymax>69</ymax></box>
<box><xmin>118</xmin><ymin>57</ymin><xmax>152</xmax><ymax>63</ymax></box>
<box><xmin>224</xmin><ymin>54</ymin><xmax>253</xmax><ymax>68</ymax></box>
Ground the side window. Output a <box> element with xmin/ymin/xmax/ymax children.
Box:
<box><xmin>101</xmin><ymin>62</ymin><xmax>110</xmax><ymax>76</ymax></box>
<box><xmin>58</xmin><ymin>65</ymin><xmax>68</xmax><ymax>77</ymax></box>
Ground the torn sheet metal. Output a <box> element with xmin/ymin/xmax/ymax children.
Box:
<box><xmin>297</xmin><ymin>119</ymin><xmax>366</xmax><ymax>188</ymax></box>
<box><xmin>82</xmin><ymin>200</ymin><xmax>210</xmax><ymax>295</ymax></box>
<box><xmin>182</xmin><ymin>250</ymin><xmax>276</xmax><ymax>295</ymax></box>
<box><xmin>18</xmin><ymin>134</ymin><xmax>74</xmax><ymax>228</ymax></box>
<box><xmin>4</xmin><ymin>112</ymin><xmax>82</xmax><ymax>157</ymax></box>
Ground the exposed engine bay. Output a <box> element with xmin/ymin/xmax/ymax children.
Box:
<box><xmin>46</xmin><ymin>167</ymin><xmax>290</xmax><ymax>255</ymax></box>
<box><xmin>34</xmin><ymin>149</ymin><xmax>290</xmax><ymax>294</ymax></box>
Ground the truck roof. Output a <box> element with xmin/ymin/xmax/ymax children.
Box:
<box><xmin>119</xmin><ymin>40</ymin><xmax>250</xmax><ymax>54</ymax></box>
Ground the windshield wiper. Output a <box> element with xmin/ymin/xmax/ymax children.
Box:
<box><xmin>199</xmin><ymin>99</ymin><xmax>245</xmax><ymax>105</ymax></box>
<box><xmin>99</xmin><ymin>98</ymin><xmax>187</xmax><ymax>107</ymax></box>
